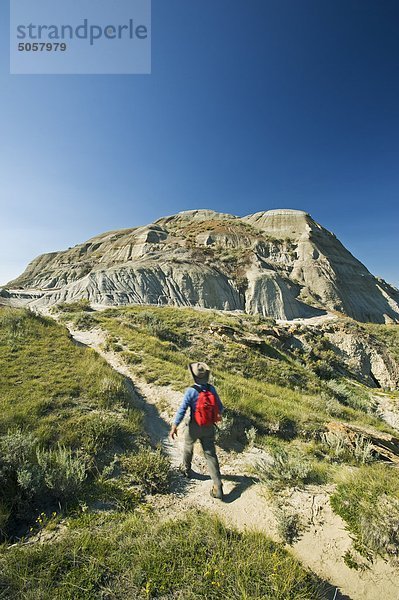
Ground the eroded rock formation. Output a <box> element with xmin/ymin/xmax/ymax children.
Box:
<box><xmin>5</xmin><ymin>209</ymin><xmax>399</xmax><ymax>323</ymax></box>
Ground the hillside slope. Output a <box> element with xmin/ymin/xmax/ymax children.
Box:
<box><xmin>56</xmin><ymin>303</ymin><xmax>399</xmax><ymax>600</ymax></box>
<box><xmin>0</xmin><ymin>306</ymin><xmax>329</xmax><ymax>600</ymax></box>
<box><xmin>5</xmin><ymin>208</ymin><xmax>399</xmax><ymax>323</ymax></box>
<box><xmin>1</xmin><ymin>305</ymin><xmax>399</xmax><ymax>598</ymax></box>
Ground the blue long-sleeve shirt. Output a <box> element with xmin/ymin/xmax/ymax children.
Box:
<box><xmin>173</xmin><ymin>384</ymin><xmax>224</xmax><ymax>426</ymax></box>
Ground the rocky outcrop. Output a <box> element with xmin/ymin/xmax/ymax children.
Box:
<box><xmin>244</xmin><ymin>209</ymin><xmax>399</xmax><ymax>323</ymax></box>
<box><xmin>6</xmin><ymin>208</ymin><xmax>399</xmax><ymax>323</ymax></box>
<box><xmin>325</xmin><ymin>328</ymin><xmax>399</xmax><ymax>390</ymax></box>
<box><xmin>283</xmin><ymin>320</ymin><xmax>399</xmax><ymax>390</ymax></box>
<box><xmin>245</xmin><ymin>267</ymin><xmax>324</xmax><ymax>320</ymax></box>
<box><xmin>31</xmin><ymin>260</ymin><xmax>243</xmax><ymax>311</ymax></box>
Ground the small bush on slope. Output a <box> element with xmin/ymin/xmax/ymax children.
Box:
<box><xmin>326</xmin><ymin>380</ymin><xmax>375</xmax><ymax>414</ymax></box>
<box><xmin>0</xmin><ymin>430</ymin><xmax>88</xmax><ymax>528</ymax></box>
<box><xmin>276</xmin><ymin>508</ymin><xmax>302</xmax><ymax>545</ymax></box>
<box><xmin>52</xmin><ymin>299</ymin><xmax>92</xmax><ymax>313</ymax></box>
<box><xmin>70</xmin><ymin>311</ymin><xmax>99</xmax><ymax>331</ymax></box>
<box><xmin>331</xmin><ymin>463</ymin><xmax>399</xmax><ymax>559</ymax></box>
<box><xmin>320</xmin><ymin>430</ymin><xmax>374</xmax><ymax>465</ymax></box>
<box><xmin>120</xmin><ymin>447</ymin><xmax>170</xmax><ymax>494</ymax></box>
<box><xmin>256</xmin><ymin>445</ymin><xmax>329</xmax><ymax>490</ymax></box>
<box><xmin>0</xmin><ymin>511</ymin><xmax>325</xmax><ymax>600</ymax></box>
<box><xmin>36</xmin><ymin>445</ymin><xmax>87</xmax><ymax>501</ymax></box>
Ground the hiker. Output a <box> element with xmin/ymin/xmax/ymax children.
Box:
<box><xmin>170</xmin><ymin>362</ymin><xmax>224</xmax><ymax>500</ymax></box>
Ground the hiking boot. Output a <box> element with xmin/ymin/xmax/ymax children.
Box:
<box><xmin>210</xmin><ymin>485</ymin><xmax>224</xmax><ymax>501</ymax></box>
<box><xmin>179</xmin><ymin>465</ymin><xmax>192</xmax><ymax>478</ymax></box>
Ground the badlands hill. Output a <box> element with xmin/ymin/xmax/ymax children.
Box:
<box><xmin>5</xmin><ymin>208</ymin><xmax>399</xmax><ymax>323</ymax></box>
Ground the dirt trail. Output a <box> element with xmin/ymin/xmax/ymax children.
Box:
<box><xmin>69</xmin><ymin>326</ymin><xmax>399</xmax><ymax>600</ymax></box>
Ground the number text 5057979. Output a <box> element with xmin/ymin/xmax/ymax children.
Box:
<box><xmin>18</xmin><ymin>43</ymin><xmax>67</xmax><ymax>52</ymax></box>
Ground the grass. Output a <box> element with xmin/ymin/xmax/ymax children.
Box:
<box><xmin>91</xmin><ymin>306</ymin><xmax>392</xmax><ymax>439</ymax></box>
<box><xmin>0</xmin><ymin>510</ymin><xmax>326</xmax><ymax>599</ymax></box>
<box><xmin>73</xmin><ymin>305</ymin><xmax>399</xmax><ymax>564</ymax></box>
<box><xmin>331</xmin><ymin>463</ymin><xmax>399</xmax><ymax>560</ymax></box>
<box><xmin>362</xmin><ymin>322</ymin><xmax>399</xmax><ymax>364</ymax></box>
<box><xmin>0</xmin><ymin>308</ymin><xmax>156</xmax><ymax>539</ymax></box>
<box><xmin>325</xmin><ymin>379</ymin><xmax>376</xmax><ymax>414</ymax></box>
<box><xmin>3</xmin><ymin>303</ymin><xmax>399</xmax><ymax>576</ymax></box>
<box><xmin>256</xmin><ymin>442</ymin><xmax>330</xmax><ymax>490</ymax></box>
<box><xmin>119</xmin><ymin>447</ymin><xmax>171</xmax><ymax>494</ymax></box>
<box><xmin>0</xmin><ymin>308</ymin><xmax>142</xmax><ymax>444</ymax></box>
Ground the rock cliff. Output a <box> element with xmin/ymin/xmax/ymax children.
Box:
<box><xmin>5</xmin><ymin>209</ymin><xmax>399</xmax><ymax>323</ymax></box>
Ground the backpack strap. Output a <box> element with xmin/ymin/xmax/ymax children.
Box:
<box><xmin>192</xmin><ymin>384</ymin><xmax>209</xmax><ymax>392</ymax></box>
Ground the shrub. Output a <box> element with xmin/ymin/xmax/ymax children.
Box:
<box><xmin>0</xmin><ymin>430</ymin><xmax>88</xmax><ymax>534</ymax></box>
<box><xmin>327</xmin><ymin>380</ymin><xmax>374</xmax><ymax>413</ymax></box>
<box><xmin>276</xmin><ymin>508</ymin><xmax>302</xmax><ymax>545</ymax></box>
<box><xmin>215</xmin><ymin>411</ymin><xmax>235</xmax><ymax>445</ymax></box>
<box><xmin>245</xmin><ymin>425</ymin><xmax>257</xmax><ymax>448</ymax></box>
<box><xmin>257</xmin><ymin>446</ymin><xmax>327</xmax><ymax>489</ymax></box>
<box><xmin>70</xmin><ymin>312</ymin><xmax>98</xmax><ymax>330</ymax></box>
<box><xmin>331</xmin><ymin>463</ymin><xmax>399</xmax><ymax>559</ymax></box>
<box><xmin>36</xmin><ymin>445</ymin><xmax>87</xmax><ymax>502</ymax></box>
<box><xmin>55</xmin><ymin>300</ymin><xmax>92</xmax><ymax>313</ymax></box>
<box><xmin>0</xmin><ymin>430</ymin><xmax>44</xmax><ymax>509</ymax></box>
<box><xmin>312</xmin><ymin>360</ymin><xmax>335</xmax><ymax>380</ymax></box>
<box><xmin>320</xmin><ymin>431</ymin><xmax>374</xmax><ymax>465</ymax></box>
<box><xmin>352</xmin><ymin>435</ymin><xmax>374</xmax><ymax>465</ymax></box>
<box><xmin>120</xmin><ymin>447</ymin><xmax>171</xmax><ymax>494</ymax></box>
<box><xmin>0</xmin><ymin>429</ymin><xmax>37</xmax><ymax>470</ymax></box>
<box><xmin>215</xmin><ymin>410</ymin><xmax>257</xmax><ymax>449</ymax></box>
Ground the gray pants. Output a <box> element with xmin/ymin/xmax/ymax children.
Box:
<box><xmin>183</xmin><ymin>421</ymin><xmax>222</xmax><ymax>492</ymax></box>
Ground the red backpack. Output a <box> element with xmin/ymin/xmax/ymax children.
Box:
<box><xmin>193</xmin><ymin>385</ymin><xmax>221</xmax><ymax>426</ymax></box>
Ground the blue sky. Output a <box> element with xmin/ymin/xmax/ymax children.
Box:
<box><xmin>0</xmin><ymin>0</ymin><xmax>398</xmax><ymax>286</ymax></box>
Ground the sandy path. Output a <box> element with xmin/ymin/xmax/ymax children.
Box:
<box><xmin>68</xmin><ymin>326</ymin><xmax>399</xmax><ymax>600</ymax></box>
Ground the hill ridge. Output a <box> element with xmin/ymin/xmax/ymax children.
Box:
<box><xmin>4</xmin><ymin>208</ymin><xmax>399</xmax><ymax>324</ymax></box>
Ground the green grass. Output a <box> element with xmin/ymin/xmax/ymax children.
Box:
<box><xmin>0</xmin><ymin>308</ymin><xmax>151</xmax><ymax>539</ymax></box>
<box><xmin>81</xmin><ymin>305</ymin><xmax>399</xmax><ymax>562</ymax></box>
<box><xmin>330</xmin><ymin>463</ymin><xmax>399</xmax><ymax>560</ymax></box>
<box><xmin>361</xmin><ymin>322</ymin><xmax>399</xmax><ymax>364</ymax></box>
<box><xmin>0</xmin><ymin>308</ymin><xmax>142</xmax><ymax>445</ymax></box>
<box><xmin>91</xmin><ymin>306</ymin><xmax>392</xmax><ymax>438</ymax></box>
<box><xmin>0</xmin><ymin>510</ymin><xmax>326</xmax><ymax>599</ymax></box>
<box><xmin>5</xmin><ymin>303</ymin><xmax>398</xmax><ymax>574</ymax></box>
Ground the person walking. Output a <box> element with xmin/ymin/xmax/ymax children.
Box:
<box><xmin>170</xmin><ymin>362</ymin><xmax>224</xmax><ymax>500</ymax></box>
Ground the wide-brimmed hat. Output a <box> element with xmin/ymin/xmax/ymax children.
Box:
<box><xmin>189</xmin><ymin>362</ymin><xmax>210</xmax><ymax>384</ymax></box>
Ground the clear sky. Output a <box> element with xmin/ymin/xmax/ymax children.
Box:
<box><xmin>1</xmin><ymin>0</ymin><xmax>398</xmax><ymax>286</ymax></box>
